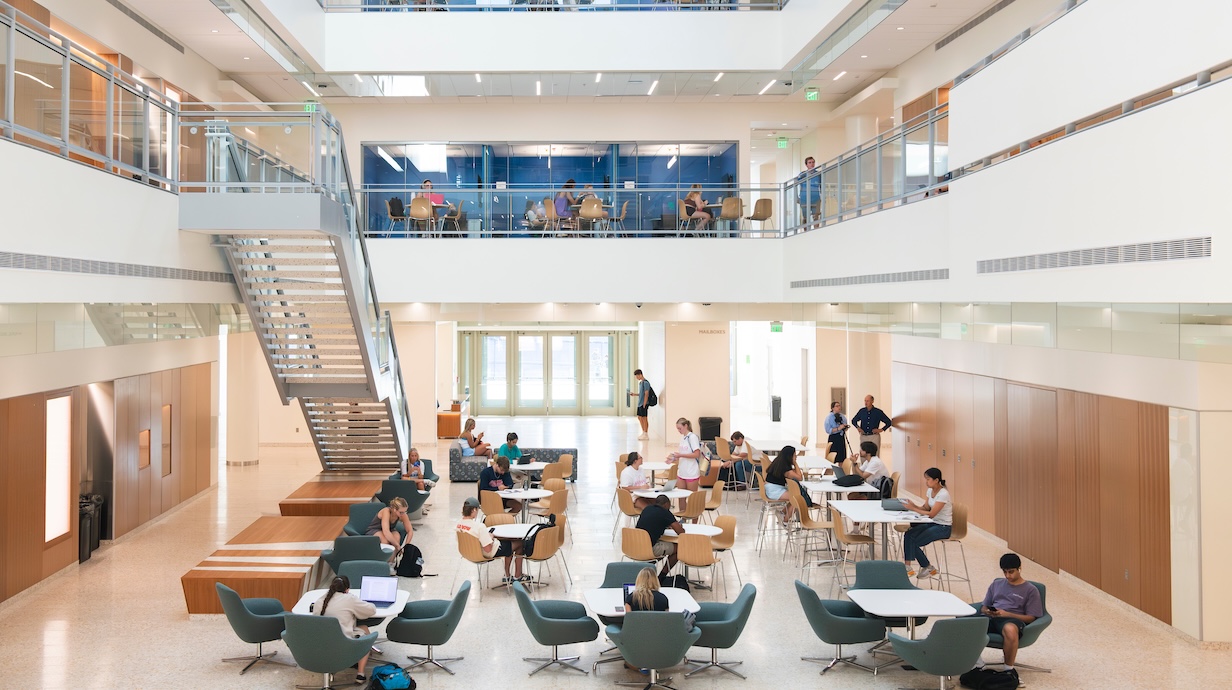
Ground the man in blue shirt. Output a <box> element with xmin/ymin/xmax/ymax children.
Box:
<box><xmin>627</xmin><ymin>369</ymin><xmax>651</xmax><ymax>440</ymax></box>
<box><xmin>823</xmin><ymin>401</ymin><xmax>850</xmax><ymax>459</ymax></box>
<box><xmin>851</xmin><ymin>394</ymin><xmax>892</xmax><ymax>454</ymax></box>
<box><xmin>796</xmin><ymin>156</ymin><xmax>821</xmax><ymax>225</ymax></box>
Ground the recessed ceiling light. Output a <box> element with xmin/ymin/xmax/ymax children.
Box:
<box><xmin>647</xmin><ymin>80</ymin><xmax>658</xmax><ymax>96</ymax></box>
<box><xmin>243</xmin><ymin>56</ymin><xmax>250</xmax><ymax>60</ymax></box>
<box><xmin>860</xmin><ymin>55</ymin><xmax>868</xmax><ymax>58</ymax></box>
<box><xmin>536</xmin><ymin>80</ymin><xmax>541</xmax><ymax>96</ymax></box>
<box><xmin>896</xmin><ymin>26</ymin><xmax>904</xmax><ymax>30</ymax></box>
<box><xmin>833</xmin><ymin>71</ymin><xmax>847</xmax><ymax>81</ymax></box>
<box><xmin>595</xmin><ymin>72</ymin><xmax>602</xmax><ymax>82</ymax></box>
<box><xmin>475</xmin><ymin>73</ymin><xmax>481</xmax><ymax>83</ymax></box>
<box><xmin>714</xmin><ymin>72</ymin><xmax>724</xmax><ymax>82</ymax></box>
<box><xmin>211</xmin><ymin>29</ymin><xmax>219</xmax><ymax>33</ymax></box>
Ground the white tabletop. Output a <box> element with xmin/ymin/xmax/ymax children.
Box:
<box><xmin>497</xmin><ymin>488</ymin><xmax>553</xmax><ymax>500</ymax></box>
<box><xmin>583</xmin><ymin>587</ymin><xmax>699</xmax><ymax>618</ymax></box>
<box><xmin>640</xmin><ymin>462</ymin><xmax>672</xmax><ymax>472</ymax></box>
<box><xmin>659</xmin><ymin>523</ymin><xmax>722</xmax><ymax>541</ymax></box>
<box><xmin>292</xmin><ymin>587</ymin><xmax>410</xmax><ymax>617</ymax></box>
<box><xmin>633</xmin><ymin>488</ymin><xmax>692</xmax><ymax>499</ymax></box>
<box><xmin>847</xmin><ymin>589</ymin><xmax>975</xmax><ymax>618</ymax></box>
<box><xmin>828</xmin><ymin>499</ymin><xmax>934</xmax><ymax>524</ymax></box>
<box><xmin>490</xmin><ymin>523</ymin><xmax>536</xmax><ymax>539</ymax></box>
<box><xmin>802</xmin><ymin>480</ymin><xmax>880</xmax><ymax>495</ymax></box>
<box><xmin>797</xmin><ymin>457</ymin><xmax>835</xmax><ymax>471</ymax></box>
<box><xmin>511</xmin><ymin>461</ymin><xmax>549</xmax><ymax>472</ymax></box>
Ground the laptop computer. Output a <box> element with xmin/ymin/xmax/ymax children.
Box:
<box><xmin>661</xmin><ymin>479</ymin><xmax>677</xmax><ymax>492</ymax></box>
<box><xmin>831</xmin><ymin>463</ymin><xmax>848</xmax><ymax>479</ymax></box>
<box><xmin>359</xmin><ymin>575</ymin><xmax>399</xmax><ymax>608</ymax></box>
<box><xmin>881</xmin><ymin>498</ymin><xmax>909</xmax><ymax>512</ymax></box>
<box><xmin>623</xmin><ymin>583</ymin><xmax>636</xmax><ymax>598</ymax></box>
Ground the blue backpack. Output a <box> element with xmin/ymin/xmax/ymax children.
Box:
<box><xmin>367</xmin><ymin>663</ymin><xmax>414</xmax><ymax>690</ymax></box>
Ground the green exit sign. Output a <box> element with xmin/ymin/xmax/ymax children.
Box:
<box><xmin>777</xmin><ymin>138</ymin><xmax>788</xmax><ymax>149</ymax></box>
<box><xmin>770</xmin><ymin>322</ymin><xmax>783</xmax><ymax>332</ymax></box>
<box><xmin>806</xmin><ymin>87</ymin><xmax>819</xmax><ymax>101</ymax></box>
<box><xmin>303</xmin><ymin>101</ymin><xmax>318</xmax><ymax>112</ymax></box>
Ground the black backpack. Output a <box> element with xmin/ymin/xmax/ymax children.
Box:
<box><xmin>959</xmin><ymin>668</ymin><xmax>1018</xmax><ymax>690</ymax></box>
<box><xmin>646</xmin><ymin>386</ymin><xmax>658</xmax><ymax>407</ymax></box>
<box><xmin>522</xmin><ymin>514</ymin><xmax>556</xmax><ymax>556</ymax></box>
<box><xmin>388</xmin><ymin>197</ymin><xmax>406</xmax><ymax>217</ymax></box>
<box><xmin>658</xmin><ymin>573</ymin><xmax>690</xmax><ymax>592</ymax></box>
<box><xmin>394</xmin><ymin>543</ymin><xmax>424</xmax><ymax>578</ymax></box>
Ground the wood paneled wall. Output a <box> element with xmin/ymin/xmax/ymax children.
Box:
<box><xmin>113</xmin><ymin>363</ymin><xmax>212</xmax><ymax>539</ymax></box>
<box><xmin>892</xmin><ymin>362</ymin><xmax>1171</xmax><ymax>623</ymax></box>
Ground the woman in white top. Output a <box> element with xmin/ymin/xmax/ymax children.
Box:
<box><xmin>902</xmin><ymin>467</ymin><xmax>953</xmax><ymax>580</ymax></box>
<box><xmin>668</xmin><ymin>418</ymin><xmax>703</xmax><ymax>501</ymax></box>
<box><xmin>312</xmin><ymin>575</ymin><xmax>377</xmax><ymax>683</ymax></box>
<box><xmin>620</xmin><ymin>451</ymin><xmax>653</xmax><ymax>508</ymax></box>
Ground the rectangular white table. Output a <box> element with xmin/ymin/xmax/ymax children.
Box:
<box><xmin>583</xmin><ymin>586</ymin><xmax>699</xmax><ymax>618</ymax></box>
<box><xmin>846</xmin><ymin>588</ymin><xmax>975</xmax><ymax>637</ymax></box>
<box><xmin>292</xmin><ymin>587</ymin><xmax>410</xmax><ymax>617</ymax></box>
<box><xmin>828</xmin><ymin>499</ymin><xmax>934</xmax><ymax>560</ymax></box>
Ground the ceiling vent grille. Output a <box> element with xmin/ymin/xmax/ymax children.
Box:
<box><xmin>976</xmin><ymin>237</ymin><xmax>1211</xmax><ymax>274</ymax></box>
<box><xmin>791</xmin><ymin>268</ymin><xmax>949</xmax><ymax>288</ymax></box>
<box><xmin>936</xmin><ymin>0</ymin><xmax>1017</xmax><ymax>51</ymax></box>
<box><xmin>0</xmin><ymin>251</ymin><xmax>232</xmax><ymax>283</ymax></box>
<box><xmin>104</xmin><ymin>0</ymin><xmax>184</xmax><ymax>54</ymax></box>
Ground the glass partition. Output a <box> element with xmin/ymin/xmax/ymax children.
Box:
<box><xmin>320</xmin><ymin>0</ymin><xmax>790</xmax><ymax>11</ymax></box>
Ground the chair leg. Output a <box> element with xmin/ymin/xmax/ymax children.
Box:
<box><xmin>686</xmin><ymin>646</ymin><xmax>745</xmax><ymax>679</ymax></box>
<box><xmin>406</xmin><ymin>645</ymin><xmax>462</xmax><ymax>675</ymax></box>
<box><xmin>294</xmin><ymin>671</ymin><xmax>339</xmax><ymax>690</ymax></box>
<box><xmin>802</xmin><ymin>643</ymin><xmax>894</xmax><ymax>675</ymax></box>
<box><xmin>222</xmin><ymin>641</ymin><xmax>296</xmax><ymax>674</ymax></box>
<box><xmin>524</xmin><ymin>644</ymin><xmax>588</xmax><ymax>676</ymax></box>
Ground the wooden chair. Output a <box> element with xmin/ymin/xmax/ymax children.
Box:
<box><xmin>541</xmin><ymin>462</ymin><xmax>566</xmax><ymax>484</ymax></box>
<box><xmin>832</xmin><ymin>513</ymin><xmax>875</xmax><ymax>589</ymax></box>
<box><xmin>710</xmin><ymin>514</ymin><xmax>741</xmax><ymax>586</ymax></box>
<box><xmin>385</xmin><ymin>198</ymin><xmax>409</xmax><ymax>235</ymax></box>
<box><xmin>611</xmin><ymin>457</ymin><xmax>627</xmax><ymax>510</ymax></box>
<box><xmin>800</xmin><ymin>435</ymin><xmax>810</xmax><ymax>449</ymax></box>
<box><xmin>677</xmin><ymin>198</ymin><xmax>699</xmax><ymax>236</ymax></box>
<box><xmin>716</xmin><ymin>197</ymin><xmax>742</xmax><ymax>236</ymax></box>
<box><xmin>612</xmin><ymin>489</ymin><xmax>643</xmax><ymax>542</ymax></box>
<box><xmin>621</xmin><ymin>527</ymin><xmax>659</xmax><ymax>566</ymax></box>
<box><xmin>699</xmin><ymin>455</ymin><xmax>722</xmax><ymax>488</ymax></box>
<box><xmin>611</xmin><ymin>200</ymin><xmax>630</xmax><ymax>236</ymax></box>
<box><xmin>453</xmin><ymin>531</ymin><xmax>496</xmax><ymax>600</ymax></box>
<box><xmin>703</xmin><ymin>481</ymin><xmax>725</xmax><ymax>524</ymax></box>
<box><xmin>673</xmin><ymin>490</ymin><xmax>707</xmax><ymax>523</ymax></box>
<box><xmin>929</xmin><ymin>503</ymin><xmax>972</xmax><ymax>599</ymax></box>
<box><xmin>556</xmin><ymin>454</ymin><xmax>576</xmax><ymax>505</ymax></box>
<box><xmin>787</xmin><ymin>494</ymin><xmax>837</xmax><ymax>586</ymax></box>
<box><xmin>678</xmin><ymin>534</ymin><xmax>724</xmax><ymax>597</ymax></box>
<box><xmin>754</xmin><ymin>477</ymin><xmax>789</xmax><ymax>554</ymax></box>
<box><xmin>439</xmin><ymin>203</ymin><xmax>462</xmax><ymax>235</ymax></box>
<box><xmin>744</xmin><ymin>197</ymin><xmax>772</xmax><ymax>235</ymax></box>
<box><xmin>479</xmin><ymin>490</ymin><xmax>506</xmax><ymax>519</ymax></box>
<box><xmin>525</xmin><ymin>524</ymin><xmax>569</xmax><ymax>591</ymax></box>
<box><xmin>542</xmin><ymin>197</ymin><xmax>562</xmax><ymax>235</ymax></box>
<box><xmin>657</xmin><ymin>464</ymin><xmax>679</xmax><ymax>487</ymax></box>
<box><xmin>579</xmin><ymin>197</ymin><xmax>607</xmax><ymax>236</ymax></box>
<box><xmin>408</xmin><ymin>197</ymin><xmax>434</xmax><ymax>237</ymax></box>
<box><xmin>532</xmin><ymin>489</ymin><xmax>571</xmax><ymax>543</ymax></box>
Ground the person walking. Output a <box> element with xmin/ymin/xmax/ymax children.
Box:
<box><xmin>627</xmin><ymin>369</ymin><xmax>652</xmax><ymax>440</ymax></box>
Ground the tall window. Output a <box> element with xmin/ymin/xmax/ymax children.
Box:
<box><xmin>45</xmin><ymin>395</ymin><xmax>72</xmax><ymax>543</ymax></box>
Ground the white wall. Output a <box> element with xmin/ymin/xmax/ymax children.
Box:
<box><xmin>948</xmin><ymin>0</ymin><xmax>1232</xmax><ymax>166</ymax></box>
<box><xmin>394</xmin><ymin>322</ymin><xmax>440</xmax><ymax>447</ymax></box>
<box><xmin>730</xmin><ymin>321</ymin><xmax>816</xmax><ymax>444</ymax></box>
<box><xmin>639</xmin><ymin>321</ymin><xmax>666</xmax><ymax>442</ymax></box>
<box><xmin>1198</xmin><ymin>410</ymin><xmax>1232</xmax><ymax>642</ymax></box>
<box><xmin>0</xmin><ymin>140</ymin><xmax>235</xmax><ymax>304</ymax></box>
<box><xmin>663</xmin><ymin>321</ymin><xmax>729</xmax><ymax>442</ymax></box>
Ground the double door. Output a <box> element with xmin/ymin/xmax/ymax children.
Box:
<box><xmin>468</xmin><ymin>330</ymin><xmax>637</xmax><ymax>416</ymax></box>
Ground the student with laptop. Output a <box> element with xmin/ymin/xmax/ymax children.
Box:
<box><xmin>620</xmin><ymin>452</ymin><xmax>655</xmax><ymax>509</ymax></box>
<box><xmin>311</xmin><ymin>575</ymin><xmax>377</xmax><ymax>684</ymax></box>
<box><xmin>900</xmin><ymin>467</ymin><xmax>953</xmax><ymax>579</ymax></box>
<box><xmin>624</xmin><ymin>566</ymin><xmax>669</xmax><ymax>612</ymax></box>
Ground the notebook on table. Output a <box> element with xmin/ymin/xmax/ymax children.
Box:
<box><xmin>359</xmin><ymin>575</ymin><xmax>399</xmax><ymax>608</ymax></box>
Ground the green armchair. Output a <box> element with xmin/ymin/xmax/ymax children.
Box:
<box><xmin>338</xmin><ymin>560</ymin><xmax>396</xmax><ymax>628</ymax></box>
<box><xmin>321</xmin><ymin>535</ymin><xmax>389</xmax><ymax>574</ymax></box>
<box><xmin>851</xmin><ymin>560</ymin><xmax>927</xmax><ymax>652</ymax></box>
<box><xmin>795</xmin><ymin>580</ymin><xmax>891</xmax><ymax>675</ymax></box>
<box><xmin>386</xmin><ymin>580</ymin><xmax>471</xmax><ymax>674</ymax></box>
<box><xmin>374</xmin><ymin>480</ymin><xmax>430</xmax><ymax>516</ymax></box>
<box><xmin>971</xmin><ymin>580</ymin><xmax>1053</xmax><ymax>672</ymax></box>
<box><xmin>512</xmin><ymin>582</ymin><xmax>600</xmax><ymax>676</ymax></box>
<box><xmin>606</xmin><ymin>611</ymin><xmax>702</xmax><ymax>690</ymax></box>
<box><xmin>215</xmin><ymin>582</ymin><xmax>294</xmax><ymax>674</ymax></box>
<box><xmin>888</xmin><ymin>616</ymin><xmax>989</xmax><ymax>690</ymax></box>
<box><xmin>281</xmin><ymin>613</ymin><xmax>377</xmax><ymax>690</ymax></box>
<box><xmin>686</xmin><ymin>583</ymin><xmax>757</xmax><ymax>678</ymax></box>
<box><xmin>342</xmin><ymin>502</ymin><xmax>409</xmax><ymax>539</ymax></box>
<box><xmin>593</xmin><ymin>562</ymin><xmax>654</xmax><ymax>671</ymax></box>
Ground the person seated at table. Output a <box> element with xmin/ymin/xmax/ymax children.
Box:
<box><xmin>845</xmin><ymin>441</ymin><xmax>889</xmax><ymax>499</ymax></box>
<box><xmin>577</xmin><ymin>184</ymin><xmax>610</xmax><ymax>219</ymax></box>
<box><xmin>456</xmin><ymin>496</ymin><xmax>527</xmax><ymax>583</ymax></box>
<box><xmin>764</xmin><ymin>446</ymin><xmax>814</xmax><ymax>521</ymax></box>
<box><xmin>901</xmin><ymin>467</ymin><xmax>952</xmax><ymax>579</ymax></box>
<box><xmin>479</xmin><ymin>456</ymin><xmax>521</xmax><ymax>514</ymax></box>
<box><xmin>977</xmin><ymin>553</ymin><xmax>1042</xmax><ymax>684</ymax></box>
<box><xmin>635</xmin><ymin>494</ymin><xmax>684</xmax><ymax>577</ymax></box>
<box><xmin>400</xmin><ymin>447</ymin><xmax>434</xmax><ymax>514</ymax></box>
<box><xmin>719</xmin><ymin>431</ymin><xmax>753</xmax><ymax>486</ymax></box>
<box><xmin>416</xmin><ymin>179</ymin><xmax>449</xmax><ymax>222</ymax></box>
<box><xmin>554</xmin><ymin>179</ymin><xmax>578</xmax><ymax>225</ymax></box>
<box><xmin>683</xmin><ymin>185</ymin><xmax>712</xmax><ymax>234</ymax></box>
<box><xmin>366</xmin><ymin>496</ymin><xmax>414</xmax><ymax>549</ymax></box>
<box><xmin>624</xmin><ymin>566</ymin><xmax>669</xmax><ymax>612</ymax></box>
<box><xmin>460</xmin><ymin>418</ymin><xmax>493</xmax><ymax>459</ymax></box>
<box><xmin>524</xmin><ymin>200</ymin><xmax>547</xmax><ymax>235</ymax></box>
<box><xmin>497</xmin><ymin>432</ymin><xmax>527</xmax><ymax>464</ymax></box>
<box><xmin>621</xmin><ymin>452</ymin><xmax>654</xmax><ymax>508</ymax></box>
<box><xmin>312</xmin><ymin>575</ymin><xmax>377</xmax><ymax>684</ymax></box>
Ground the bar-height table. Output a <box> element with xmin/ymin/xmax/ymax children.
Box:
<box><xmin>827</xmin><ymin>499</ymin><xmax>933</xmax><ymax>560</ymax></box>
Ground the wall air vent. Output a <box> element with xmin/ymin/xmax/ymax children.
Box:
<box><xmin>936</xmin><ymin>0</ymin><xmax>1017</xmax><ymax>51</ymax></box>
<box><xmin>0</xmin><ymin>252</ymin><xmax>232</xmax><ymax>283</ymax></box>
<box><xmin>791</xmin><ymin>268</ymin><xmax>949</xmax><ymax>288</ymax></box>
<box><xmin>104</xmin><ymin>0</ymin><xmax>185</xmax><ymax>54</ymax></box>
<box><xmin>976</xmin><ymin>237</ymin><xmax>1211</xmax><ymax>274</ymax></box>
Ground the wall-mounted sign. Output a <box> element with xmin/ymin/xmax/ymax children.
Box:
<box><xmin>777</xmin><ymin>137</ymin><xmax>788</xmax><ymax>149</ymax></box>
<box><xmin>805</xmin><ymin>87</ymin><xmax>819</xmax><ymax>102</ymax></box>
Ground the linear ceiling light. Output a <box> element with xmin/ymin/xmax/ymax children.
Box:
<box><xmin>758</xmin><ymin>79</ymin><xmax>775</xmax><ymax>95</ymax></box>
<box><xmin>833</xmin><ymin>71</ymin><xmax>847</xmax><ymax>81</ymax></box>
<box><xmin>15</xmin><ymin>71</ymin><xmax>54</xmax><ymax>89</ymax></box>
<box><xmin>376</xmin><ymin>146</ymin><xmax>403</xmax><ymax>173</ymax></box>
<box><xmin>300</xmin><ymin>81</ymin><xmax>320</xmax><ymax>97</ymax></box>
<box><xmin>595</xmin><ymin>72</ymin><xmax>602</xmax><ymax>82</ymax></box>
<box><xmin>714</xmin><ymin>72</ymin><xmax>724</xmax><ymax>82</ymax></box>
<box><xmin>536</xmin><ymin>80</ymin><xmax>541</xmax><ymax>96</ymax></box>
<box><xmin>647</xmin><ymin>80</ymin><xmax>659</xmax><ymax>96</ymax></box>
<box><xmin>666</xmin><ymin>155</ymin><xmax>677</xmax><ymax>169</ymax></box>
<box><xmin>475</xmin><ymin>73</ymin><xmax>482</xmax><ymax>83</ymax></box>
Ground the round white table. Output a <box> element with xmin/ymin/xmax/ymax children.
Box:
<box><xmin>511</xmin><ymin>461</ymin><xmax>550</xmax><ymax>487</ymax></box>
<box><xmin>491</xmin><ymin>523</ymin><xmax>536</xmax><ymax>540</ymax></box>
<box><xmin>657</xmin><ymin>523</ymin><xmax>722</xmax><ymax>542</ymax></box>
<box><xmin>633</xmin><ymin>488</ymin><xmax>692</xmax><ymax>500</ymax></box>
<box><xmin>497</xmin><ymin>488</ymin><xmax>552</xmax><ymax>521</ymax></box>
<box><xmin>639</xmin><ymin>461</ymin><xmax>672</xmax><ymax>485</ymax></box>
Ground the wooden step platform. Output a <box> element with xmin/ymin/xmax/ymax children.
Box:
<box><xmin>278</xmin><ymin>477</ymin><xmax>383</xmax><ymax>516</ymax></box>
<box><xmin>181</xmin><ymin>515</ymin><xmax>346</xmax><ymax>614</ymax></box>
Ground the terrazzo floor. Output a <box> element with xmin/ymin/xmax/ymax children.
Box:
<box><xmin>1</xmin><ymin>416</ymin><xmax>1228</xmax><ymax>689</ymax></box>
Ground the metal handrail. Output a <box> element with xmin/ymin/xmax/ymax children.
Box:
<box><xmin>317</xmin><ymin>0</ymin><xmax>788</xmax><ymax>11</ymax></box>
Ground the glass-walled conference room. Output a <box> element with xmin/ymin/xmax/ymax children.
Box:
<box><xmin>361</xmin><ymin>141</ymin><xmax>738</xmax><ymax>235</ymax></box>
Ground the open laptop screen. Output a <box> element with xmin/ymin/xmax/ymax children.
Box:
<box><xmin>359</xmin><ymin>576</ymin><xmax>398</xmax><ymax>606</ymax></box>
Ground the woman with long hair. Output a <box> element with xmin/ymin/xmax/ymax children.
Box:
<box><xmin>621</xmin><ymin>451</ymin><xmax>653</xmax><ymax>508</ymax></box>
<box><xmin>624</xmin><ymin>566</ymin><xmax>668</xmax><ymax>612</ymax></box>
<box><xmin>902</xmin><ymin>467</ymin><xmax>953</xmax><ymax>580</ymax></box>
<box><xmin>764</xmin><ymin>445</ymin><xmax>807</xmax><ymax>520</ymax></box>
<box><xmin>365</xmin><ymin>496</ymin><xmax>414</xmax><ymax>548</ymax></box>
<box><xmin>313</xmin><ymin>576</ymin><xmax>377</xmax><ymax>683</ymax></box>
<box><xmin>460</xmin><ymin>418</ymin><xmax>493</xmax><ymax>458</ymax></box>
<box><xmin>667</xmin><ymin>417</ymin><xmax>703</xmax><ymax>494</ymax></box>
<box><xmin>683</xmin><ymin>184</ymin><xmax>712</xmax><ymax>234</ymax></box>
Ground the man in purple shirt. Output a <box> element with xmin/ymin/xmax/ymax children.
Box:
<box><xmin>979</xmin><ymin>553</ymin><xmax>1044</xmax><ymax>685</ymax></box>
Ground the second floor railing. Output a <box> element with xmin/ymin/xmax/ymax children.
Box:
<box><xmin>318</xmin><ymin>0</ymin><xmax>788</xmax><ymax>11</ymax></box>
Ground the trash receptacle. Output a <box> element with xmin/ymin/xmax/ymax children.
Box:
<box><xmin>771</xmin><ymin>396</ymin><xmax>782</xmax><ymax>422</ymax></box>
<box><xmin>699</xmin><ymin>416</ymin><xmax>723</xmax><ymax>441</ymax></box>
<box><xmin>78</xmin><ymin>503</ymin><xmax>95</xmax><ymax>563</ymax></box>
<box><xmin>84</xmin><ymin>494</ymin><xmax>105</xmax><ymax>550</ymax></box>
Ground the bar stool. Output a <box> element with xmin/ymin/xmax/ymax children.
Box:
<box><xmin>928</xmin><ymin>503</ymin><xmax>972</xmax><ymax>600</ymax></box>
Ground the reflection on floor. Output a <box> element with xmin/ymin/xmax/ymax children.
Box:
<box><xmin>0</xmin><ymin>415</ymin><xmax>1227</xmax><ymax>689</ymax></box>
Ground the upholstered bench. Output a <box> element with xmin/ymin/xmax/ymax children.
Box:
<box><xmin>448</xmin><ymin>440</ymin><xmax>579</xmax><ymax>483</ymax></box>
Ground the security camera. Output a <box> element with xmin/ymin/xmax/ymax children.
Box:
<box><xmin>782</xmin><ymin>80</ymin><xmax>793</xmax><ymax>86</ymax></box>
<box><xmin>635</xmin><ymin>303</ymin><xmax>643</xmax><ymax>309</ymax></box>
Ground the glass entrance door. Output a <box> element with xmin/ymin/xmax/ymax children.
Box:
<box><xmin>515</xmin><ymin>334</ymin><xmax>547</xmax><ymax>415</ymax></box>
<box><xmin>549</xmin><ymin>334</ymin><xmax>580</xmax><ymax>414</ymax></box>
<box><xmin>584</xmin><ymin>334</ymin><xmax>617</xmax><ymax>415</ymax></box>
<box><xmin>476</xmin><ymin>333</ymin><xmax>510</xmax><ymax>415</ymax></box>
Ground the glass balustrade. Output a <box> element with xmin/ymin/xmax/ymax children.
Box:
<box><xmin>318</xmin><ymin>0</ymin><xmax>788</xmax><ymax>12</ymax></box>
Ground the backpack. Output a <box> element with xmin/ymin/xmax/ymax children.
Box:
<box><xmin>646</xmin><ymin>386</ymin><xmax>658</xmax><ymax>407</ymax></box>
<box><xmin>388</xmin><ymin>197</ymin><xmax>406</xmax><ymax>218</ymax></box>
<box><xmin>367</xmin><ymin>663</ymin><xmax>414</xmax><ymax>690</ymax></box>
<box><xmin>959</xmin><ymin>668</ymin><xmax>1018</xmax><ymax>690</ymax></box>
<box><xmin>875</xmin><ymin>475</ymin><xmax>895</xmax><ymax>499</ymax></box>
<box><xmin>394</xmin><ymin>543</ymin><xmax>424</xmax><ymax>578</ymax></box>
<box><xmin>834</xmin><ymin>474</ymin><xmax>864</xmax><ymax>487</ymax></box>
<box><xmin>659</xmin><ymin>573</ymin><xmax>690</xmax><ymax>592</ymax></box>
<box><xmin>522</xmin><ymin>514</ymin><xmax>555</xmax><ymax>556</ymax></box>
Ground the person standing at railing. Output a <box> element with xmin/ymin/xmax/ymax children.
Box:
<box><xmin>796</xmin><ymin>156</ymin><xmax>821</xmax><ymax>224</ymax></box>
